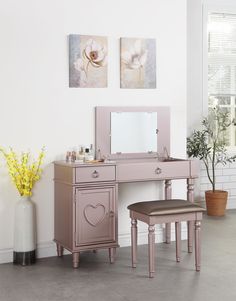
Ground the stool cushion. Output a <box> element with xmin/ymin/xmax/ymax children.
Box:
<box><xmin>127</xmin><ymin>199</ymin><xmax>205</xmax><ymax>216</ymax></box>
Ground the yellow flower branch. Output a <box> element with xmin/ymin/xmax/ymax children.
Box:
<box><xmin>0</xmin><ymin>147</ymin><xmax>45</xmax><ymax>197</ymax></box>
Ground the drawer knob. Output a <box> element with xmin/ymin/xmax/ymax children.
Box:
<box><xmin>155</xmin><ymin>167</ymin><xmax>162</xmax><ymax>174</ymax></box>
<box><xmin>92</xmin><ymin>170</ymin><xmax>99</xmax><ymax>178</ymax></box>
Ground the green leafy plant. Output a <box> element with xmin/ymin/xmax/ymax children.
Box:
<box><xmin>187</xmin><ymin>106</ymin><xmax>236</xmax><ymax>192</ymax></box>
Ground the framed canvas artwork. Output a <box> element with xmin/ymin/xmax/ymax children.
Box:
<box><xmin>69</xmin><ymin>34</ymin><xmax>108</xmax><ymax>88</ymax></box>
<box><xmin>120</xmin><ymin>37</ymin><xmax>156</xmax><ymax>89</ymax></box>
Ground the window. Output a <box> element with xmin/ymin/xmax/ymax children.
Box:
<box><xmin>208</xmin><ymin>13</ymin><xmax>236</xmax><ymax>147</ymax></box>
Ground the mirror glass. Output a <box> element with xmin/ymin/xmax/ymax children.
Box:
<box><xmin>110</xmin><ymin>112</ymin><xmax>157</xmax><ymax>153</ymax></box>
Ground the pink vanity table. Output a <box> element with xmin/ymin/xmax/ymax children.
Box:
<box><xmin>54</xmin><ymin>107</ymin><xmax>198</xmax><ymax>268</ymax></box>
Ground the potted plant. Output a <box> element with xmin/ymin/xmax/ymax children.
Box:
<box><xmin>187</xmin><ymin>106</ymin><xmax>236</xmax><ymax>216</ymax></box>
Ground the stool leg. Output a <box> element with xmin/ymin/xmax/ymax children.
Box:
<box><xmin>148</xmin><ymin>225</ymin><xmax>155</xmax><ymax>278</ymax></box>
<box><xmin>187</xmin><ymin>221</ymin><xmax>194</xmax><ymax>253</ymax></box>
<box><xmin>131</xmin><ymin>219</ymin><xmax>137</xmax><ymax>268</ymax></box>
<box><xmin>165</xmin><ymin>180</ymin><xmax>172</xmax><ymax>244</ymax></box>
<box><xmin>175</xmin><ymin>222</ymin><xmax>181</xmax><ymax>262</ymax></box>
<box><xmin>187</xmin><ymin>178</ymin><xmax>194</xmax><ymax>253</ymax></box>
<box><xmin>195</xmin><ymin>221</ymin><xmax>201</xmax><ymax>271</ymax></box>
<box><xmin>165</xmin><ymin>223</ymin><xmax>171</xmax><ymax>244</ymax></box>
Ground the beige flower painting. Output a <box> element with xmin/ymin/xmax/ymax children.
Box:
<box><xmin>69</xmin><ymin>35</ymin><xmax>107</xmax><ymax>88</ymax></box>
<box><xmin>120</xmin><ymin>38</ymin><xmax>156</xmax><ymax>89</ymax></box>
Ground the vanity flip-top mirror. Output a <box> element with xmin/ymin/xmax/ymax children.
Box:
<box><xmin>95</xmin><ymin>106</ymin><xmax>170</xmax><ymax>160</ymax></box>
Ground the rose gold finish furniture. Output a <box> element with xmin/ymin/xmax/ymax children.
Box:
<box><xmin>54</xmin><ymin>162</ymin><xmax>118</xmax><ymax>268</ymax></box>
<box><xmin>95</xmin><ymin>106</ymin><xmax>199</xmax><ymax>246</ymax></box>
<box><xmin>128</xmin><ymin>199</ymin><xmax>205</xmax><ymax>278</ymax></box>
<box><xmin>54</xmin><ymin>159</ymin><xmax>198</xmax><ymax>268</ymax></box>
<box><xmin>95</xmin><ymin>106</ymin><xmax>170</xmax><ymax>160</ymax></box>
<box><xmin>53</xmin><ymin>106</ymin><xmax>199</xmax><ymax>269</ymax></box>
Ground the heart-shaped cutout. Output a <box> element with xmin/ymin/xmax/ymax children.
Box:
<box><xmin>84</xmin><ymin>203</ymin><xmax>106</xmax><ymax>227</ymax></box>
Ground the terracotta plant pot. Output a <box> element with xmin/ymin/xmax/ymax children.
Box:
<box><xmin>205</xmin><ymin>190</ymin><xmax>228</xmax><ymax>216</ymax></box>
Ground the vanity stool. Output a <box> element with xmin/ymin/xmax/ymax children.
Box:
<box><xmin>127</xmin><ymin>199</ymin><xmax>205</xmax><ymax>278</ymax></box>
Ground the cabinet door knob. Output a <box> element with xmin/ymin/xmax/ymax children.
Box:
<box><xmin>110</xmin><ymin>211</ymin><xmax>115</xmax><ymax>217</ymax></box>
<box><xmin>92</xmin><ymin>170</ymin><xmax>99</xmax><ymax>178</ymax></box>
<box><xmin>155</xmin><ymin>167</ymin><xmax>162</xmax><ymax>174</ymax></box>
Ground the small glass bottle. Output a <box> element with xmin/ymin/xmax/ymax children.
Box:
<box><xmin>66</xmin><ymin>151</ymin><xmax>72</xmax><ymax>163</ymax></box>
<box><xmin>96</xmin><ymin>148</ymin><xmax>101</xmax><ymax>161</ymax></box>
<box><xmin>77</xmin><ymin>147</ymin><xmax>85</xmax><ymax>163</ymax></box>
<box><xmin>89</xmin><ymin>144</ymin><xmax>95</xmax><ymax>160</ymax></box>
<box><xmin>71</xmin><ymin>151</ymin><xmax>76</xmax><ymax>162</ymax></box>
<box><xmin>84</xmin><ymin>148</ymin><xmax>90</xmax><ymax>162</ymax></box>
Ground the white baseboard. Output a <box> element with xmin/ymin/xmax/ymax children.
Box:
<box><xmin>227</xmin><ymin>198</ymin><xmax>236</xmax><ymax>209</ymax></box>
<box><xmin>0</xmin><ymin>226</ymin><xmax>188</xmax><ymax>264</ymax></box>
<box><xmin>0</xmin><ymin>248</ymin><xmax>13</xmax><ymax>264</ymax></box>
<box><xmin>119</xmin><ymin>226</ymin><xmax>187</xmax><ymax>247</ymax></box>
<box><xmin>198</xmin><ymin>198</ymin><xmax>236</xmax><ymax>210</ymax></box>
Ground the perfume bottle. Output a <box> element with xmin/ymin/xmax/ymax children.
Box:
<box><xmin>89</xmin><ymin>144</ymin><xmax>95</xmax><ymax>160</ymax></box>
<box><xmin>84</xmin><ymin>148</ymin><xmax>90</xmax><ymax>162</ymax></box>
<box><xmin>77</xmin><ymin>146</ymin><xmax>85</xmax><ymax>162</ymax></box>
<box><xmin>96</xmin><ymin>148</ymin><xmax>101</xmax><ymax>161</ymax></box>
<box><xmin>66</xmin><ymin>151</ymin><xmax>72</xmax><ymax>162</ymax></box>
<box><xmin>71</xmin><ymin>151</ymin><xmax>76</xmax><ymax>162</ymax></box>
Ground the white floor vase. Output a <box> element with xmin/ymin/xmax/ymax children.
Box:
<box><xmin>13</xmin><ymin>196</ymin><xmax>36</xmax><ymax>265</ymax></box>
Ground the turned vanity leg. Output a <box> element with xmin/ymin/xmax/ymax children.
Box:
<box><xmin>72</xmin><ymin>252</ymin><xmax>80</xmax><ymax>268</ymax></box>
<box><xmin>165</xmin><ymin>180</ymin><xmax>172</xmax><ymax>244</ymax></box>
<box><xmin>109</xmin><ymin>248</ymin><xmax>115</xmax><ymax>264</ymax></box>
<box><xmin>56</xmin><ymin>243</ymin><xmax>64</xmax><ymax>257</ymax></box>
<box><xmin>187</xmin><ymin>179</ymin><xmax>194</xmax><ymax>253</ymax></box>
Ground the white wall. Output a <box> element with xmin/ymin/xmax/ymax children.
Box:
<box><xmin>0</xmin><ymin>0</ymin><xmax>187</xmax><ymax>263</ymax></box>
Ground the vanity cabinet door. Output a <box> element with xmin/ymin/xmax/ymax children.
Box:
<box><xmin>75</xmin><ymin>186</ymin><xmax>116</xmax><ymax>246</ymax></box>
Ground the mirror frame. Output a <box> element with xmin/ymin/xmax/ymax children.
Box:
<box><xmin>95</xmin><ymin>106</ymin><xmax>170</xmax><ymax>160</ymax></box>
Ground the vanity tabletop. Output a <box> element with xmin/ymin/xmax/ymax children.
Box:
<box><xmin>112</xmin><ymin>157</ymin><xmax>188</xmax><ymax>164</ymax></box>
<box><xmin>54</xmin><ymin>161</ymin><xmax>116</xmax><ymax>167</ymax></box>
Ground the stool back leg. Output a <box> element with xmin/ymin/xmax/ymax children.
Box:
<box><xmin>194</xmin><ymin>220</ymin><xmax>201</xmax><ymax>271</ymax></box>
<box><xmin>175</xmin><ymin>222</ymin><xmax>181</xmax><ymax>262</ymax></box>
<box><xmin>148</xmin><ymin>225</ymin><xmax>155</xmax><ymax>278</ymax></box>
<box><xmin>131</xmin><ymin>218</ymin><xmax>137</xmax><ymax>268</ymax></box>
<box><xmin>187</xmin><ymin>221</ymin><xmax>194</xmax><ymax>253</ymax></box>
<box><xmin>165</xmin><ymin>180</ymin><xmax>172</xmax><ymax>244</ymax></box>
<box><xmin>165</xmin><ymin>223</ymin><xmax>171</xmax><ymax>244</ymax></box>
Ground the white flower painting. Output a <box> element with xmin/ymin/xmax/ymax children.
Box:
<box><xmin>120</xmin><ymin>38</ymin><xmax>156</xmax><ymax>89</ymax></box>
<box><xmin>69</xmin><ymin>35</ymin><xmax>107</xmax><ymax>88</ymax></box>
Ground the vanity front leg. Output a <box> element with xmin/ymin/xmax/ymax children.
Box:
<box><xmin>56</xmin><ymin>243</ymin><xmax>64</xmax><ymax>257</ymax></box>
<box><xmin>73</xmin><ymin>252</ymin><xmax>80</xmax><ymax>268</ymax></box>
<box><xmin>187</xmin><ymin>178</ymin><xmax>194</xmax><ymax>253</ymax></box>
<box><xmin>109</xmin><ymin>248</ymin><xmax>115</xmax><ymax>264</ymax></box>
<box><xmin>165</xmin><ymin>180</ymin><xmax>172</xmax><ymax>244</ymax></box>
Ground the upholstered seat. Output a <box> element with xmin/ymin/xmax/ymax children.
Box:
<box><xmin>128</xmin><ymin>199</ymin><xmax>205</xmax><ymax>278</ymax></box>
<box><xmin>128</xmin><ymin>199</ymin><xmax>205</xmax><ymax>216</ymax></box>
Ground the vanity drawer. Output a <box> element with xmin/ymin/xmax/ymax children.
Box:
<box><xmin>117</xmin><ymin>161</ymin><xmax>190</xmax><ymax>182</ymax></box>
<box><xmin>75</xmin><ymin>165</ymin><xmax>116</xmax><ymax>183</ymax></box>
